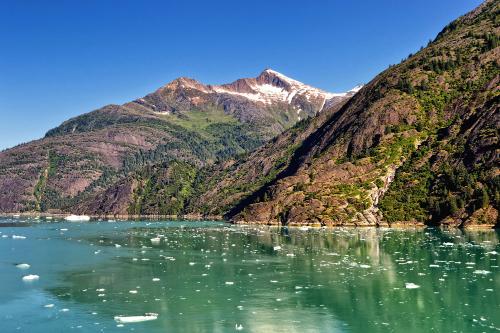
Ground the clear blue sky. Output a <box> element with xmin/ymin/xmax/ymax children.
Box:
<box><xmin>0</xmin><ymin>0</ymin><xmax>483</xmax><ymax>151</ymax></box>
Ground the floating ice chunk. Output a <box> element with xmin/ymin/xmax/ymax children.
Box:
<box><xmin>473</xmin><ymin>270</ymin><xmax>491</xmax><ymax>275</ymax></box>
<box><xmin>114</xmin><ymin>313</ymin><xmax>158</xmax><ymax>324</ymax></box>
<box><xmin>405</xmin><ymin>283</ymin><xmax>420</xmax><ymax>289</ymax></box>
<box><xmin>235</xmin><ymin>324</ymin><xmax>244</xmax><ymax>330</ymax></box>
<box><xmin>22</xmin><ymin>274</ymin><xmax>39</xmax><ymax>281</ymax></box>
<box><xmin>152</xmin><ymin>278</ymin><xmax>160</xmax><ymax>282</ymax></box>
<box><xmin>12</xmin><ymin>235</ymin><xmax>26</xmax><ymax>239</ymax></box>
<box><xmin>65</xmin><ymin>215</ymin><xmax>90</xmax><ymax>221</ymax></box>
<box><xmin>273</xmin><ymin>246</ymin><xmax>281</xmax><ymax>251</ymax></box>
<box><xmin>16</xmin><ymin>263</ymin><xmax>30</xmax><ymax>269</ymax></box>
<box><xmin>44</xmin><ymin>304</ymin><xmax>54</xmax><ymax>308</ymax></box>
<box><xmin>225</xmin><ymin>281</ymin><xmax>234</xmax><ymax>285</ymax></box>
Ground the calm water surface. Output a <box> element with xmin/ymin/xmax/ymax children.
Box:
<box><xmin>0</xmin><ymin>217</ymin><xmax>498</xmax><ymax>332</ymax></box>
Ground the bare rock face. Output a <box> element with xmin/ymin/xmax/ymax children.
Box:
<box><xmin>225</xmin><ymin>1</ymin><xmax>500</xmax><ymax>227</ymax></box>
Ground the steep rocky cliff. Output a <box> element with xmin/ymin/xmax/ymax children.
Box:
<box><xmin>226</xmin><ymin>0</ymin><xmax>499</xmax><ymax>227</ymax></box>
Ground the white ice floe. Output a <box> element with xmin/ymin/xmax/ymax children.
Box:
<box><xmin>16</xmin><ymin>263</ymin><xmax>30</xmax><ymax>269</ymax></box>
<box><xmin>473</xmin><ymin>270</ymin><xmax>491</xmax><ymax>275</ymax></box>
<box><xmin>65</xmin><ymin>215</ymin><xmax>90</xmax><ymax>221</ymax></box>
<box><xmin>22</xmin><ymin>274</ymin><xmax>39</xmax><ymax>281</ymax></box>
<box><xmin>405</xmin><ymin>283</ymin><xmax>420</xmax><ymax>289</ymax></box>
<box><xmin>114</xmin><ymin>313</ymin><xmax>158</xmax><ymax>324</ymax></box>
<box><xmin>12</xmin><ymin>235</ymin><xmax>26</xmax><ymax>239</ymax></box>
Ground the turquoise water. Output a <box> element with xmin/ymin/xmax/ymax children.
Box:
<box><xmin>0</xmin><ymin>217</ymin><xmax>498</xmax><ymax>332</ymax></box>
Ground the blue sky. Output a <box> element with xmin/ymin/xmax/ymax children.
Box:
<box><xmin>0</xmin><ymin>0</ymin><xmax>483</xmax><ymax>150</ymax></box>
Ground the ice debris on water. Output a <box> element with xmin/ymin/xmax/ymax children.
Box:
<box><xmin>114</xmin><ymin>313</ymin><xmax>158</xmax><ymax>324</ymax></box>
<box><xmin>473</xmin><ymin>270</ymin><xmax>491</xmax><ymax>275</ymax></box>
<box><xmin>12</xmin><ymin>235</ymin><xmax>26</xmax><ymax>239</ymax></box>
<box><xmin>22</xmin><ymin>274</ymin><xmax>39</xmax><ymax>281</ymax></box>
<box><xmin>405</xmin><ymin>283</ymin><xmax>420</xmax><ymax>289</ymax></box>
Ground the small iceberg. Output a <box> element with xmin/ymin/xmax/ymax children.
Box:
<box><xmin>16</xmin><ymin>263</ymin><xmax>30</xmax><ymax>269</ymax></box>
<box><xmin>405</xmin><ymin>283</ymin><xmax>420</xmax><ymax>289</ymax></box>
<box><xmin>22</xmin><ymin>274</ymin><xmax>40</xmax><ymax>281</ymax></box>
<box><xmin>12</xmin><ymin>235</ymin><xmax>26</xmax><ymax>239</ymax></box>
<box><xmin>65</xmin><ymin>215</ymin><xmax>91</xmax><ymax>221</ymax></box>
<box><xmin>114</xmin><ymin>313</ymin><xmax>158</xmax><ymax>324</ymax></box>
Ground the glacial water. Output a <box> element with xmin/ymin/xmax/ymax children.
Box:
<box><xmin>0</xmin><ymin>217</ymin><xmax>498</xmax><ymax>333</ymax></box>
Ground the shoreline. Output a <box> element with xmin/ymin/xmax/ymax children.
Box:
<box><xmin>0</xmin><ymin>212</ymin><xmax>496</xmax><ymax>229</ymax></box>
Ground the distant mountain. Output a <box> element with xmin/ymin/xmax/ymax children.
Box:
<box><xmin>0</xmin><ymin>69</ymin><xmax>354</xmax><ymax>213</ymax></box>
